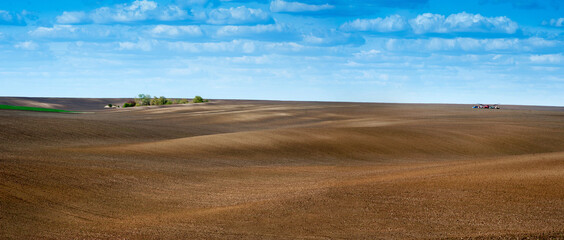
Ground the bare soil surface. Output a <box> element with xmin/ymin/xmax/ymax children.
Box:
<box><xmin>1</xmin><ymin>98</ymin><xmax>563</xmax><ymax>239</ymax></box>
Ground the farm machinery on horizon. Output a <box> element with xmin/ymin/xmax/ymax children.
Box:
<box><xmin>472</xmin><ymin>104</ymin><xmax>500</xmax><ymax>109</ymax></box>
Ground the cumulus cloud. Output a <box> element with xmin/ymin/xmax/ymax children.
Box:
<box><xmin>149</xmin><ymin>25</ymin><xmax>203</xmax><ymax>37</ymax></box>
<box><xmin>14</xmin><ymin>41</ymin><xmax>39</xmax><ymax>50</ymax></box>
<box><xmin>340</xmin><ymin>15</ymin><xmax>407</xmax><ymax>32</ymax></box>
<box><xmin>0</xmin><ymin>10</ymin><xmax>26</xmax><ymax>26</ymax></box>
<box><xmin>409</xmin><ymin>12</ymin><xmax>518</xmax><ymax>34</ymax></box>
<box><xmin>206</xmin><ymin>6</ymin><xmax>271</xmax><ymax>25</ymax></box>
<box><xmin>409</xmin><ymin>13</ymin><xmax>447</xmax><ymax>34</ymax></box>
<box><xmin>90</xmin><ymin>0</ymin><xmax>158</xmax><ymax>23</ymax></box>
<box><xmin>340</xmin><ymin>12</ymin><xmax>517</xmax><ymax>35</ymax></box>
<box><xmin>55</xmin><ymin>1</ymin><xmax>269</xmax><ymax>26</ymax></box>
<box><xmin>56</xmin><ymin>0</ymin><xmax>188</xmax><ymax>24</ymax></box>
<box><xmin>270</xmin><ymin>0</ymin><xmax>334</xmax><ymax>13</ymax></box>
<box><xmin>158</xmin><ymin>5</ymin><xmax>190</xmax><ymax>21</ymax></box>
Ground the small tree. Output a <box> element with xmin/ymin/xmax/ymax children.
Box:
<box><xmin>192</xmin><ymin>96</ymin><xmax>204</xmax><ymax>103</ymax></box>
<box><xmin>158</xmin><ymin>96</ymin><xmax>169</xmax><ymax>105</ymax></box>
<box><xmin>149</xmin><ymin>96</ymin><xmax>169</xmax><ymax>105</ymax></box>
<box><xmin>108</xmin><ymin>103</ymin><xmax>113</xmax><ymax>107</ymax></box>
<box><xmin>137</xmin><ymin>94</ymin><xmax>151</xmax><ymax>106</ymax></box>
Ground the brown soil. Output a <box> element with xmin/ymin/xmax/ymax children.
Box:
<box><xmin>1</xmin><ymin>98</ymin><xmax>563</xmax><ymax>239</ymax></box>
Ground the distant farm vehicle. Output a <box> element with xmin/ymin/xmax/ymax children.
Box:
<box><xmin>473</xmin><ymin>104</ymin><xmax>500</xmax><ymax>109</ymax></box>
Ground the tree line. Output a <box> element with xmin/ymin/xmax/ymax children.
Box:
<box><xmin>123</xmin><ymin>94</ymin><xmax>208</xmax><ymax>108</ymax></box>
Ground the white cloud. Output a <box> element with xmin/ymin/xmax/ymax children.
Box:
<box><xmin>445</xmin><ymin>12</ymin><xmax>518</xmax><ymax>33</ymax></box>
<box><xmin>150</xmin><ymin>25</ymin><xmax>203</xmax><ymax>37</ymax></box>
<box><xmin>354</xmin><ymin>49</ymin><xmax>381</xmax><ymax>58</ymax></box>
<box><xmin>381</xmin><ymin>37</ymin><xmax>561</xmax><ymax>53</ymax></box>
<box><xmin>28</xmin><ymin>25</ymin><xmax>137</xmax><ymax>41</ymax></box>
<box><xmin>270</xmin><ymin>0</ymin><xmax>334</xmax><ymax>13</ymax></box>
<box><xmin>522</xmin><ymin>37</ymin><xmax>559</xmax><ymax>48</ymax></box>
<box><xmin>340</xmin><ymin>15</ymin><xmax>407</xmax><ymax>32</ymax></box>
<box><xmin>409</xmin><ymin>13</ymin><xmax>446</xmax><ymax>34</ymax></box>
<box><xmin>157</xmin><ymin>5</ymin><xmax>189</xmax><ymax>21</ymax></box>
<box><xmin>55</xmin><ymin>0</ymin><xmax>188</xmax><ymax>24</ymax></box>
<box><xmin>119</xmin><ymin>39</ymin><xmax>155</xmax><ymax>51</ymax></box>
<box><xmin>409</xmin><ymin>12</ymin><xmax>518</xmax><ymax>34</ymax></box>
<box><xmin>167</xmin><ymin>39</ymin><xmax>254</xmax><ymax>53</ymax></box>
<box><xmin>226</xmin><ymin>55</ymin><xmax>272</xmax><ymax>64</ymax></box>
<box><xmin>14</xmin><ymin>41</ymin><xmax>39</xmax><ymax>50</ymax></box>
<box><xmin>166</xmin><ymin>39</ymin><xmax>309</xmax><ymax>54</ymax></box>
<box><xmin>530</xmin><ymin>54</ymin><xmax>562</xmax><ymax>63</ymax></box>
<box><xmin>29</xmin><ymin>25</ymin><xmax>79</xmax><ymax>38</ymax></box>
<box><xmin>216</xmin><ymin>24</ymin><xmax>286</xmax><ymax>37</ymax></box>
<box><xmin>91</xmin><ymin>0</ymin><xmax>157</xmax><ymax>23</ymax></box>
<box><xmin>301</xmin><ymin>30</ymin><xmax>363</xmax><ymax>46</ymax></box>
<box><xmin>54</xmin><ymin>1</ymin><xmax>270</xmax><ymax>26</ymax></box>
<box><xmin>56</xmin><ymin>11</ymin><xmax>89</xmax><ymax>24</ymax></box>
<box><xmin>543</xmin><ymin>18</ymin><xmax>564</xmax><ymax>27</ymax></box>
<box><xmin>207</xmin><ymin>6</ymin><xmax>271</xmax><ymax>25</ymax></box>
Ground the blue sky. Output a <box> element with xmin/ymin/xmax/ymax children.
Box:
<box><xmin>0</xmin><ymin>0</ymin><xmax>563</xmax><ymax>105</ymax></box>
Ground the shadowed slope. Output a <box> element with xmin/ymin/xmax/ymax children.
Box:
<box><xmin>85</xmin><ymin>122</ymin><xmax>564</xmax><ymax>166</ymax></box>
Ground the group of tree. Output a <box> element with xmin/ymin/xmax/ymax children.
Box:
<box><xmin>122</xmin><ymin>94</ymin><xmax>207</xmax><ymax>108</ymax></box>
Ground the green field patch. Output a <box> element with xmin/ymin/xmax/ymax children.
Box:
<box><xmin>0</xmin><ymin>105</ymin><xmax>79</xmax><ymax>113</ymax></box>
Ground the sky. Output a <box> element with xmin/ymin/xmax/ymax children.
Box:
<box><xmin>0</xmin><ymin>0</ymin><xmax>563</xmax><ymax>105</ymax></box>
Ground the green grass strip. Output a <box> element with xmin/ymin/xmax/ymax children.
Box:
<box><xmin>0</xmin><ymin>105</ymin><xmax>79</xmax><ymax>113</ymax></box>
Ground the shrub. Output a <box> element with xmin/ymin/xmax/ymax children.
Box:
<box><xmin>123</xmin><ymin>100</ymin><xmax>136</xmax><ymax>108</ymax></box>
<box><xmin>192</xmin><ymin>95</ymin><xmax>204</xmax><ymax>103</ymax></box>
<box><xmin>173</xmin><ymin>98</ymin><xmax>189</xmax><ymax>104</ymax></box>
<box><xmin>108</xmin><ymin>103</ymin><xmax>113</xmax><ymax>108</ymax></box>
